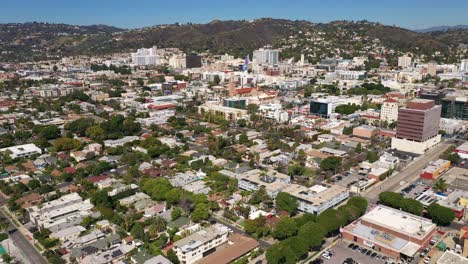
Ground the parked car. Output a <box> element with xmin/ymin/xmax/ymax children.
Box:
<box><xmin>309</xmin><ymin>259</ymin><xmax>324</xmax><ymax>264</ymax></box>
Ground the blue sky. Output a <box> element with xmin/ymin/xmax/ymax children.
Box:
<box><xmin>1</xmin><ymin>0</ymin><xmax>467</xmax><ymax>30</ymax></box>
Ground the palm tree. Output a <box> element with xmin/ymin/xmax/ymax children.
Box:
<box><xmin>433</xmin><ymin>179</ymin><xmax>448</xmax><ymax>192</ymax></box>
<box><xmin>147</xmin><ymin>224</ymin><xmax>159</xmax><ymax>240</ymax></box>
<box><xmin>152</xmin><ymin>216</ymin><xmax>167</xmax><ymax>232</ymax></box>
<box><xmin>123</xmin><ymin>215</ymin><xmax>133</xmax><ymax>232</ymax></box>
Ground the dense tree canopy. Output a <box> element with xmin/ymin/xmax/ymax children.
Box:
<box><xmin>275</xmin><ymin>192</ymin><xmax>298</xmax><ymax>214</ymax></box>
<box><xmin>298</xmin><ymin>222</ymin><xmax>325</xmax><ymax>249</ymax></box>
<box><xmin>427</xmin><ymin>204</ymin><xmax>455</xmax><ymax>226</ymax></box>
<box><xmin>272</xmin><ymin>217</ymin><xmax>298</xmax><ymax>240</ymax></box>
<box><xmin>53</xmin><ymin>137</ymin><xmax>82</xmax><ymax>151</ymax></box>
<box><xmin>379</xmin><ymin>192</ymin><xmax>424</xmax><ymax>215</ymax></box>
<box><xmin>65</xmin><ymin>118</ymin><xmax>95</xmax><ymax>136</ymax></box>
<box><xmin>320</xmin><ymin>156</ymin><xmax>342</xmax><ymax>172</ymax></box>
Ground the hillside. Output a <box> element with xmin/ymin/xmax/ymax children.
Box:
<box><xmin>0</xmin><ymin>19</ymin><xmax>466</xmax><ymax>62</ymax></box>
<box><xmin>415</xmin><ymin>25</ymin><xmax>468</xmax><ymax>33</ymax></box>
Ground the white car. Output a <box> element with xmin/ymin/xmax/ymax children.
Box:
<box><xmin>321</xmin><ymin>253</ymin><xmax>331</xmax><ymax>259</ymax></box>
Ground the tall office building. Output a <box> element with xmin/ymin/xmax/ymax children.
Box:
<box><xmin>460</xmin><ymin>59</ymin><xmax>468</xmax><ymax>72</ymax></box>
<box><xmin>398</xmin><ymin>54</ymin><xmax>412</xmax><ymax>68</ymax></box>
<box><xmin>131</xmin><ymin>46</ymin><xmax>161</xmax><ymax>66</ymax></box>
<box><xmin>391</xmin><ymin>99</ymin><xmax>442</xmax><ymax>154</ymax></box>
<box><xmin>427</xmin><ymin>61</ymin><xmax>437</xmax><ymax>76</ymax></box>
<box><xmin>309</xmin><ymin>96</ymin><xmax>345</xmax><ymax>118</ymax></box>
<box><xmin>441</xmin><ymin>95</ymin><xmax>468</xmax><ymax>120</ymax></box>
<box><xmin>185</xmin><ymin>54</ymin><xmax>202</xmax><ymax>68</ymax></box>
<box><xmin>169</xmin><ymin>55</ymin><xmax>187</xmax><ymax>69</ymax></box>
<box><xmin>380</xmin><ymin>98</ymin><xmax>399</xmax><ymax>122</ymax></box>
<box><xmin>253</xmin><ymin>48</ymin><xmax>279</xmax><ymax>65</ymax></box>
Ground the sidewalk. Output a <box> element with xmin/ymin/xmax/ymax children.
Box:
<box><xmin>1</xmin><ymin>206</ymin><xmax>44</xmax><ymax>253</ymax></box>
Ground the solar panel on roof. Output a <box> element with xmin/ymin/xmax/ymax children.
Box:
<box><xmin>111</xmin><ymin>250</ymin><xmax>123</xmax><ymax>258</ymax></box>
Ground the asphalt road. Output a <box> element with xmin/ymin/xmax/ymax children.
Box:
<box><xmin>0</xmin><ymin>200</ymin><xmax>47</xmax><ymax>264</ymax></box>
<box><xmin>364</xmin><ymin>141</ymin><xmax>453</xmax><ymax>203</ymax></box>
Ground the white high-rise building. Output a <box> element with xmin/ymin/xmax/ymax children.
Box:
<box><xmin>398</xmin><ymin>54</ymin><xmax>412</xmax><ymax>68</ymax></box>
<box><xmin>427</xmin><ymin>61</ymin><xmax>438</xmax><ymax>76</ymax></box>
<box><xmin>168</xmin><ymin>54</ymin><xmax>186</xmax><ymax>69</ymax></box>
<box><xmin>131</xmin><ymin>46</ymin><xmax>161</xmax><ymax>66</ymax></box>
<box><xmin>253</xmin><ymin>48</ymin><xmax>279</xmax><ymax>65</ymax></box>
<box><xmin>460</xmin><ymin>59</ymin><xmax>468</xmax><ymax>72</ymax></box>
<box><xmin>380</xmin><ymin>98</ymin><xmax>399</xmax><ymax>122</ymax></box>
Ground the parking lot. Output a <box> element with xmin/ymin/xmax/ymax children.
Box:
<box><xmin>335</xmin><ymin>170</ymin><xmax>364</xmax><ymax>188</ymax></box>
<box><xmin>400</xmin><ymin>182</ymin><xmax>429</xmax><ymax>199</ymax></box>
<box><xmin>319</xmin><ymin>240</ymin><xmax>392</xmax><ymax>264</ymax></box>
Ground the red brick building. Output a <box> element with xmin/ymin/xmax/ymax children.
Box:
<box><xmin>341</xmin><ymin>205</ymin><xmax>437</xmax><ymax>261</ymax></box>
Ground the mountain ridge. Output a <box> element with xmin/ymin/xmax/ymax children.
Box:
<box><xmin>414</xmin><ymin>25</ymin><xmax>468</xmax><ymax>33</ymax></box>
<box><xmin>0</xmin><ymin>19</ymin><xmax>467</xmax><ymax>62</ymax></box>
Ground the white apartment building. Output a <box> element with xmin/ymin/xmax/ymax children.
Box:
<box><xmin>27</xmin><ymin>193</ymin><xmax>96</xmax><ymax>232</ymax></box>
<box><xmin>173</xmin><ymin>224</ymin><xmax>230</xmax><ymax>264</ymax></box>
<box><xmin>398</xmin><ymin>54</ymin><xmax>412</xmax><ymax>68</ymax></box>
<box><xmin>131</xmin><ymin>46</ymin><xmax>161</xmax><ymax>66</ymax></box>
<box><xmin>108</xmin><ymin>184</ymin><xmax>139</xmax><ymax>197</ymax></box>
<box><xmin>104</xmin><ymin>136</ymin><xmax>140</xmax><ymax>148</ymax></box>
<box><xmin>439</xmin><ymin>118</ymin><xmax>464</xmax><ymax>135</ymax></box>
<box><xmin>253</xmin><ymin>48</ymin><xmax>279</xmax><ymax>65</ymax></box>
<box><xmin>258</xmin><ymin>103</ymin><xmax>289</xmax><ymax>122</ymax></box>
<box><xmin>50</xmin><ymin>225</ymin><xmax>86</xmax><ymax>242</ymax></box>
<box><xmin>335</xmin><ymin>70</ymin><xmax>366</xmax><ymax>80</ymax></box>
<box><xmin>352</xmin><ymin>57</ymin><xmax>367</xmax><ymax>66</ymax></box>
<box><xmin>283</xmin><ymin>184</ymin><xmax>350</xmax><ymax>215</ymax></box>
<box><xmin>460</xmin><ymin>59</ymin><xmax>468</xmax><ymax>72</ymax></box>
<box><xmin>237</xmin><ymin>169</ymin><xmax>349</xmax><ymax>215</ymax></box>
<box><xmin>169</xmin><ymin>55</ymin><xmax>187</xmax><ymax>69</ymax></box>
<box><xmin>380</xmin><ymin>99</ymin><xmax>399</xmax><ymax>122</ymax></box>
<box><xmin>238</xmin><ymin>169</ymin><xmax>291</xmax><ymax>198</ymax></box>
<box><xmin>198</xmin><ymin>102</ymin><xmax>248</xmax><ymax>121</ymax></box>
<box><xmin>0</xmin><ymin>143</ymin><xmax>42</xmax><ymax>159</ymax></box>
<box><xmin>63</xmin><ymin>230</ymin><xmax>105</xmax><ymax>249</ymax></box>
<box><xmin>136</xmin><ymin>109</ymin><xmax>175</xmax><ymax>126</ymax></box>
<box><xmin>220</xmin><ymin>53</ymin><xmax>235</xmax><ymax>61</ymax></box>
<box><xmin>37</xmin><ymin>86</ymin><xmax>75</xmax><ymax>97</ymax></box>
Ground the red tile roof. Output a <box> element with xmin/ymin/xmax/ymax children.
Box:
<box><xmin>234</xmin><ymin>88</ymin><xmax>253</xmax><ymax>94</ymax></box>
<box><xmin>147</xmin><ymin>103</ymin><xmax>176</xmax><ymax>110</ymax></box>
<box><xmin>384</xmin><ymin>98</ymin><xmax>398</xmax><ymax>103</ymax></box>
<box><xmin>87</xmin><ymin>175</ymin><xmax>109</xmax><ymax>183</ymax></box>
<box><xmin>64</xmin><ymin>167</ymin><xmax>76</xmax><ymax>174</ymax></box>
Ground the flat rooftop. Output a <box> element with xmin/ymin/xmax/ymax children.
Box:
<box><xmin>196</xmin><ymin>234</ymin><xmax>259</xmax><ymax>264</ymax></box>
<box><xmin>361</xmin><ymin>205</ymin><xmax>436</xmax><ymax>239</ymax></box>
<box><xmin>437</xmin><ymin>250</ymin><xmax>468</xmax><ymax>264</ymax></box>
<box><xmin>173</xmin><ymin>224</ymin><xmax>229</xmax><ymax>253</ymax></box>
<box><xmin>283</xmin><ymin>184</ymin><xmax>348</xmax><ymax>207</ymax></box>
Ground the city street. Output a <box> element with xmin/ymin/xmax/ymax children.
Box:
<box><xmin>364</xmin><ymin>141</ymin><xmax>453</xmax><ymax>203</ymax></box>
<box><xmin>0</xmin><ymin>197</ymin><xmax>47</xmax><ymax>264</ymax></box>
